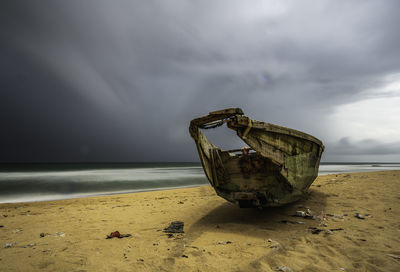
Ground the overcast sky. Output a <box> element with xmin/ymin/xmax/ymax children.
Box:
<box><xmin>1</xmin><ymin>0</ymin><xmax>399</xmax><ymax>162</ymax></box>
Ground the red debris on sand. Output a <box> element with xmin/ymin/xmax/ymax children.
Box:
<box><xmin>106</xmin><ymin>231</ymin><xmax>132</xmax><ymax>239</ymax></box>
<box><xmin>111</xmin><ymin>231</ymin><xmax>121</xmax><ymax>237</ymax></box>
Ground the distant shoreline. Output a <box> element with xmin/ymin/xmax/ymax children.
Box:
<box><xmin>0</xmin><ymin>184</ymin><xmax>208</xmax><ymax>205</ymax></box>
<box><xmin>1</xmin><ymin>162</ymin><xmax>399</xmax><ymax>204</ymax></box>
<box><xmin>1</xmin><ymin>169</ymin><xmax>399</xmax><ymax>204</ymax></box>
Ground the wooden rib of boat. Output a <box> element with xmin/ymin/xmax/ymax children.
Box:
<box><xmin>189</xmin><ymin>108</ymin><xmax>324</xmax><ymax>208</ymax></box>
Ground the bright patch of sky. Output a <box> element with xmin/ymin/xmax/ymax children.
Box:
<box><xmin>329</xmin><ymin>73</ymin><xmax>400</xmax><ymax>143</ymax></box>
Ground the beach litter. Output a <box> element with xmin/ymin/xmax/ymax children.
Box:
<box><xmin>217</xmin><ymin>240</ymin><xmax>232</xmax><ymax>245</ymax></box>
<box><xmin>280</xmin><ymin>220</ymin><xmax>304</xmax><ymax>224</ymax></box>
<box><xmin>4</xmin><ymin>242</ymin><xmax>17</xmax><ymax>248</ymax></box>
<box><xmin>55</xmin><ymin>232</ymin><xmax>65</xmax><ymax>237</ymax></box>
<box><xmin>40</xmin><ymin>232</ymin><xmax>65</xmax><ymax>238</ymax></box>
<box><xmin>354</xmin><ymin>213</ymin><xmax>365</xmax><ymax>219</ymax></box>
<box><xmin>163</xmin><ymin>221</ymin><xmax>184</xmax><ymax>233</ymax></box>
<box><xmin>106</xmin><ymin>231</ymin><xmax>132</xmax><ymax>239</ymax></box>
<box><xmin>387</xmin><ymin>254</ymin><xmax>400</xmax><ymax>260</ymax></box>
<box><xmin>326</xmin><ymin>214</ymin><xmax>345</xmax><ymax>220</ymax></box>
<box><xmin>275</xmin><ymin>265</ymin><xmax>292</xmax><ymax>272</ymax></box>
<box><xmin>24</xmin><ymin>243</ymin><xmax>36</xmax><ymax>248</ymax></box>
<box><xmin>354</xmin><ymin>213</ymin><xmax>370</xmax><ymax>219</ymax></box>
<box><xmin>267</xmin><ymin>239</ymin><xmax>282</xmax><ymax>249</ymax></box>
<box><xmin>293</xmin><ymin>209</ymin><xmax>314</xmax><ymax>219</ymax></box>
<box><xmin>309</xmin><ymin>227</ymin><xmax>324</xmax><ymax>234</ymax></box>
<box><xmin>309</xmin><ymin>227</ymin><xmax>344</xmax><ymax>235</ymax></box>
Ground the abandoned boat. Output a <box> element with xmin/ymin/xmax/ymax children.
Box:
<box><xmin>189</xmin><ymin>108</ymin><xmax>324</xmax><ymax>208</ymax></box>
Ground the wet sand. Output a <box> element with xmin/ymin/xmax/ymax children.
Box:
<box><xmin>0</xmin><ymin>171</ymin><xmax>399</xmax><ymax>271</ymax></box>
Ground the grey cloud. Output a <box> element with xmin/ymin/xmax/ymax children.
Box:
<box><xmin>1</xmin><ymin>1</ymin><xmax>400</xmax><ymax>162</ymax></box>
<box><xmin>329</xmin><ymin>137</ymin><xmax>400</xmax><ymax>155</ymax></box>
<box><xmin>323</xmin><ymin>137</ymin><xmax>400</xmax><ymax>162</ymax></box>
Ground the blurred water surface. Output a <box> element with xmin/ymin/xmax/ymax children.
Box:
<box><xmin>0</xmin><ymin>162</ymin><xmax>399</xmax><ymax>203</ymax></box>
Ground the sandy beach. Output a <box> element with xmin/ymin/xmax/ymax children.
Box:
<box><xmin>0</xmin><ymin>170</ymin><xmax>399</xmax><ymax>271</ymax></box>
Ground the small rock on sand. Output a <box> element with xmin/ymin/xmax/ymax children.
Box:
<box><xmin>164</xmin><ymin>221</ymin><xmax>184</xmax><ymax>233</ymax></box>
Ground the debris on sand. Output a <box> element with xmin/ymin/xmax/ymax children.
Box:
<box><xmin>4</xmin><ymin>242</ymin><xmax>17</xmax><ymax>248</ymax></box>
<box><xmin>354</xmin><ymin>213</ymin><xmax>365</xmax><ymax>219</ymax></box>
<box><xmin>309</xmin><ymin>227</ymin><xmax>324</xmax><ymax>234</ymax></box>
<box><xmin>106</xmin><ymin>231</ymin><xmax>132</xmax><ymax>239</ymax></box>
<box><xmin>280</xmin><ymin>220</ymin><xmax>304</xmax><ymax>224</ymax></box>
<box><xmin>217</xmin><ymin>241</ymin><xmax>232</xmax><ymax>245</ymax></box>
<box><xmin>40</xmin><ymin>232</ymin><xmax>65</xmax><ymax>238</ymax></box>
<box><xmin>293</xmin><ymin>209</ymin><xmax>314</xmax><ymax>219</ymax></box>
<box><xmin>275</xmin><ymin>265</ymin><xmax>292</xmax><ymax>272</ymax></box>
<box><xmin>329</xmin><ymin>228</ymin><xmax>344</xmax><ymax>232</ymax></box>
<box><xmin>387</xmin><ymin>254</ymin><xmax>400</xmax><ymax>260</ymax></box>
<box><xmin>309</xmin><ymin>227</ymin><xmax>344</xmax><ymax>235</ymax></box>
<box><xmin>163</xmin><ymin>221</ymin><xmax>184</xmax><ymax>233</ymax></box>
<box><xmin>326</xmin><ymin>213</ymin><xmax>345</xmax><ymax>220</ymax></box>
<box><xmin>24</xmin><ymin>243</ymin><xmax>36</xmax><ymax>248</ymax></box>
<box><xmin>267</xmin><ymin>239</ymin><xmax>282</xmax><ymax>249</ymax></box>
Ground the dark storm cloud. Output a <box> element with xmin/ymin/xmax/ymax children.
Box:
<box><xmin>1</xmin><ymin>1</ymin><xmax>400</xmax><ymax>162</ymax></box>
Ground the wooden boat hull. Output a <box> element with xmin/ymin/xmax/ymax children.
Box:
<box><xmin>189</xmin><ymin>108</ymin><xmax>324</xmax><ymax>208</ymax></box>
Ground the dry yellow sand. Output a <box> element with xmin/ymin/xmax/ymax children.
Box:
<box><xmin>0</xmin><ymin>171</ymin><xmax>399</xmax><ymax>272</ymax></box>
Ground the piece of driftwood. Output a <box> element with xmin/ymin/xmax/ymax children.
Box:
<box><xmin>189</xmin><ymin>108</ymin><xmax>324</xmax><ymax>208</ymax></box>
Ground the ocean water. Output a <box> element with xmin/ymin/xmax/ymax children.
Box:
<box><xmin>0</xmin><ymin>162</ymin><xmax>399</xmax><ymax>203</ymax></box>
